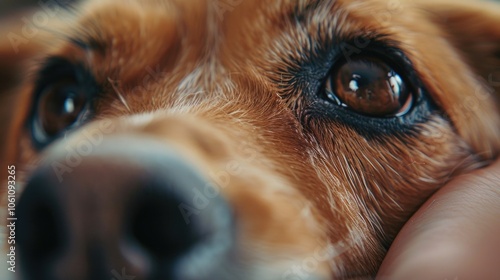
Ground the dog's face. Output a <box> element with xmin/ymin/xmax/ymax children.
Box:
<box><xmin>1</xmin><ymin>0</ymin><xmax>500</xmax><ymax>279</ymax></box>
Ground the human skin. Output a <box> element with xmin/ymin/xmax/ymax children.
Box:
<box><xmin>378</xmin><ymin>159</ymin><xmax>500</xmax><ymax>279</ymax></box>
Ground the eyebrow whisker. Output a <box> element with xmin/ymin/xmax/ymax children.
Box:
<box><xmin>107</xmin><ymin>77</ymin><xmax>131</xmax><ymax>112</ymax></box>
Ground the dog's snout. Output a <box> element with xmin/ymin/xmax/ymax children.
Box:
<box><xmin>17</xmin><ymin>137</ymin><xmax>234</xmax><ymax>280</ymax></box>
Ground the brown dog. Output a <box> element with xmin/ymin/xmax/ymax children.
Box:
<box><xmin>1</xmin><ymin>0</ymin><xmax>500</xmax><ymax>279</ymax></box>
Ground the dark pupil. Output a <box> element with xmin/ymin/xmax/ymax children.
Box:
<box><xmin>38</xmin><ymin>84</ymin><xmax>86</xmax><ymax>137</ymax></box>
<box><xmin>335</xmin><ymin>58</ymin><xmax>408</xmax><ymax>117</ymax></box>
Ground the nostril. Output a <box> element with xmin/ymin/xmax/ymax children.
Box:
<box><xmin>21</xmin><ymin>203</ymin><xmax>61</xmax><ymax>256</ymax></box>
<box><xmin>130</xmin><ymin>189</ymin><xmax>200</xmax><ymax>260</ymax></box>
<box><xmin>17</xmin><ymin>180</ymin><xmax>65</xmax><ymax>267</ymax></box>
<box><xmin>124</xmin><ymin>171</ymin><xmax>236</xmax><ymax>279</ymax></box>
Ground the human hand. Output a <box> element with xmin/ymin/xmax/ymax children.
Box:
<box><xmin>378</xmin><ymin>159</ymin><xmax>500</xmax><ymax>280</ymax></box>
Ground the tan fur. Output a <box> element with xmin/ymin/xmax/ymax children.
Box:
<box><xmin>1</xmin><ymin>0</ymin><xmax>499</xmax><ymax>278</ymax></box>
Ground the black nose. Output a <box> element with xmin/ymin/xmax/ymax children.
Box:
<box><xmin>17</xmin><ymin>137</ymin><xmax>234</xmax><ymax>280</ymax></box>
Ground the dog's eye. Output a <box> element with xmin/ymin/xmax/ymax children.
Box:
<box><xmin>33</xmin><ymin>80</ymin><xmax>89</xmax><ymax>142</ymax></box>
<box><xmin>324</xmin><ymin>56</ymin><xmax>413</xmax><ymax>117</ymax></box>
<box><xmin>30</xmin><ymin>58</ymin><xmax>98</xmax><ymax>148</ymax></box>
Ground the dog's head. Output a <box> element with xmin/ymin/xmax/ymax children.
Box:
<box><xmin>1</xmin><ymin>0</ymin><xmax>500</xmax><ymax>279</ymax></box>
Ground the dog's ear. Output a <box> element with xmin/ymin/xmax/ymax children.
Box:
<box><xmin>422</xmin><ymin>0</ymin><xmax>500</xmax><ymax>159</ymax></box>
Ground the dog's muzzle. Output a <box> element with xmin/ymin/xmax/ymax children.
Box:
<box><xmin>16</xmin><ymin>137</ymin><xmax>235</xmax><ymax>280</ymax></box>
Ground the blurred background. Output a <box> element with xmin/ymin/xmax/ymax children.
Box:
<box><xmin>0</xmin><ymin>0</ymin><xmax>77</xmax><ymax>17</ymax></box>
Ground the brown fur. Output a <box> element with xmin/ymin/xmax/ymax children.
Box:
<box><xmin>1</xmin><ymin>0</ymin><xmax>500</xmax><ymax>278</ymax></box>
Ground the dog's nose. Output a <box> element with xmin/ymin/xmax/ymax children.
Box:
<box><xmin>17</xmin><ymin>137</ymin><xmax>234</xmax><ymax>280</ymax></box>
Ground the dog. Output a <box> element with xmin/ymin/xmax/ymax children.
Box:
<box><xmin>1</xmin><ymin>0</ymin><xmax>499</xmax><ymax>279</ymax></box>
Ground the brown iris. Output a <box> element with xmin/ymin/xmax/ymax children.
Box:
<box><xmin>325</xmin><ymin>56</ymin><xmax>413</xmax><ymax>117</ymax></box>
<box><xmin>34</xmin><ymin>80</ymin><xmax>87</xmax><ymax>141</ymax></box>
